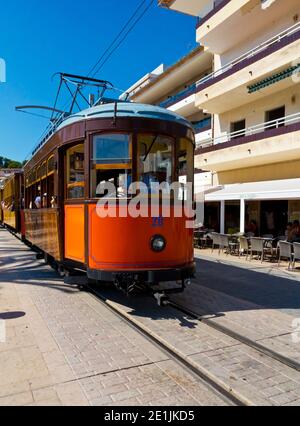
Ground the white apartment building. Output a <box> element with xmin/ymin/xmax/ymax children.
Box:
<box><xmin>123</xmin><ymin>46</ymin><xmax>214</xmax><ymax>194</ymax></box>
<box><xmin>160</xmin><ymin>0</ymin><xmax>300</xmax><ymax>236</ymax></box>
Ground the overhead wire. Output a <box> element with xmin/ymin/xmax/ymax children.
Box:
<box><xmin>24</xmin><ymin>0</ymin><xmax>156</xmax><ymax>160</ymax></box>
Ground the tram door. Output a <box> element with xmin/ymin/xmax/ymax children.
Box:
<box><xmin>63</xmin><ymin>143</ymin><xmax>86</xmax><ymax>264</ymax></box>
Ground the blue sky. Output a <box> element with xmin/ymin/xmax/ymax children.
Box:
<box><xmin>0</xmin><ymin>0</ymin><xmax>196</xmax><ymax>162</ymax></box>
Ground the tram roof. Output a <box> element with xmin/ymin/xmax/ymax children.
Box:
<box><xmin>29</xmin><ymin>102</ymin><xmax>194</xmax><ymax>160</ymax></box>
<box><xmin>56</xmin><ymin>102</ymin><xmax>194</xmax><ymax>132</ymax></box>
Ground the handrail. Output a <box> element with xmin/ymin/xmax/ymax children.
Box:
<box><xmin>30</xmin><ymin>112</ymin><xmax>69</xmax><ymax>157</ymax></box>
<box><xmin>196</xmin><ymin>0</ymin><xmax>230</xmax><ymax>28</ymax></box>
<box><xmin>159</xmin><ymin>83</ymin><xmax>196</xmax><ymax>108</ymax></box>
<box><xmin>197</xmin><ymin>22</ymin><xmax>300</xmax><ymax>88</ymax></box>
<box><xmin>193</xmin><ymin>117</ymin><xmax>211</xmax><ymax>131</ymax></box>
<box><xmin>196</xmin><ymin>111</ymin><xmax>300</xmax><ymax>148</ymax></box>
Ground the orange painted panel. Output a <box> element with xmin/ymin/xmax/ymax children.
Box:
<box><xmin>65</xmin><ymin>205</ymin><xmax>85</xmax><ymax>263</ymax></box>
<box><xmin>88</xmin><ymin>205</ymin><xmax>194</xmax><ymax>271</ymax></box>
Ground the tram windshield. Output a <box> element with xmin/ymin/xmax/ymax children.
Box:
<box><xmin>90</xmin><ymin>133</ymin><xmax>194</xmax><ymax>199</ymax></box>
<box><xmin>91</xmin><ymin>133</ymin><xmax>132</xmax><ymax>198</ymax></box>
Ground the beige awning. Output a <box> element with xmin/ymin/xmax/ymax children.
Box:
<box><xmin>204</xmin><ymin>178</ymin><xmax>300</xmax><ymax>201</ymax></box>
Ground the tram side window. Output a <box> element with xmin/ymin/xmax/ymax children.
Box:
<box><xmin>66</xmin><ymin>144</ymin><xmax>85</xmax><ymax>199</ymax></box>
<box><xmin>91</xmin><ymin>134</ymin><xmax>132</xmax><ymax>198</ymax></box>
<box><xmin>47</xmin><ymin>156</ymin><xmax>56</xmax><ymax>208</ymax></box>
<box><xmin>177</xmin><ymin>138</ymin><xmax>194</xmax><ymax>183</ymax></box>
<box><xmin>177</xmin><ymin>138</ymin><xmax>194</xmax><ymax>201</ymax></box>
<box><xmin>138</xmin><ymin>134</ymin><xmax>173</xmax><ymax>188</ymax></box>
<box><xmin>40</xmin><ymin>162</ymin><xmax>47</xmax><ymax>208</ymax></box>
<box><xmin>47</xmin><ymin>174</ymin><xmax>55</xmax><ymax>207</ymax></box>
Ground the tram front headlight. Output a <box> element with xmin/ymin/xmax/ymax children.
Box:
<box><xmin>151</xmin><ymin>235</ymin><xmax>166</xmax><ymax>253</ymax></box>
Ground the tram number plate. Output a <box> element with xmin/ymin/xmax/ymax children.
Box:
<box><xmin>152</xmin><ymin>217</ymin><xmax>164</xmax><ymax>228</ymax></box>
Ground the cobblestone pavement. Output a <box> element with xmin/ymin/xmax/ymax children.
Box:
<box><xmin>97</xmin><ymin>285</ymin><xmax>300</xmax><ymax>406</ymax></box>
<box><xmin>171</xmin><ymin>253</ymin><xmax>300</xmax><ymax>364</ymax></box>
<box><xmin>194</xmin><ymin>250</ymin><xmax>300</xmax><ymax>316</ymax></box>
<box><xmin>2</xmin><ymin>226</ymin><xmax>300</xmax><ymax>406</ymax></box>
<box><xmin>0</xmin><ymin>228</ymin><xmax>226</xmax><ymax>406</ymax></box>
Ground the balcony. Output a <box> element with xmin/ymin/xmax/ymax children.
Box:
<box><xmin>196</xmin><ymin>0</ymin><xmax>300</xmax><ymax>53</ymax></box>
<box><xmin>193</xmin><ymin>117</ymin><xmax>212</xmax><ymax>146</ymax></box>
<box><xmin>198</xmin><ymin>22</ymin><xmax>300</xmax><ymax>90</ymax></box>
<box><xmin>196</xmin><ymin>0</ymin><xmax>231</xmax><ymax>28</ymax></box>
<box><xmin>159</xmin><ymin>83</ymin><xmax>196</xmax><ymax>109</ymax></box>
<box><xmin>192</xmin><ymin>117</ymin><xmax>211</xmax><ymax>132</ymax></box>
<box><xmin>159</xmin><ymin>0</ymin><xmax>210</xmax><ymax>16</ymax></box>
<box><xmin>195</xmin><ymin>23</ymin><xmax>300</xmax><ymax>113</ymax></box>
<box><xmin>158</xmin><ymin>83</ymin><xmax>199</xmax><ymax>116</ymax></box>
<box><xmin>195</xmin><ymin>112</ymin><xmax>300</xmax><ymax>171</ymax></box>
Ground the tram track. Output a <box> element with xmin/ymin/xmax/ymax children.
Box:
<box><xmin>84</xmin><ymin>285</ymin><xmax>246</xmax><ymax>406</ymax></box>
<box><xmin>5</xmin><ymin>226</ymin><xmax>300</xmax><ymax>405</ymax></box>
<box><xmin>84</xmin><ymin>283</ymin><xmax>248</xmax><ymax>406</ymax></box>
<box><xmin>166</xmin><ymin>300</ymin><xmax>300</xmax><ymax>373</ymax></box>
<box><xmin>81</xmin><ymin>281</ymin><xmax>300</xmax><ymax>407</ymax></box>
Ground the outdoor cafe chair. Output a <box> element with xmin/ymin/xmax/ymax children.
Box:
<box><xmin>211</xmin><ymin>233</ymin><xmax>221</xmax><ymax>254</ymax></box>
<box><xmin>220</xmin><ymin>234</ymin><xmax>230</xmax><ymax>255</ymax></box>
<box><xmin>292</xmin><ymin>242</ymin><xmax>300</xmax><ymax>269</ymax></box>
<box><xmin>262</xmin><ymin>234</ymin><xmax>274</xmax><ymax>239</ymax></box>
<box><xmin>278</xmin><ymin>241</ymin><xmax>293</xmax><ymax>270</ymax></box>
<box><xmin>239</xmin><ymin>236</ymin><xmax>249</xmax><ymax>259</ymax></box>
<box><xmin>250</xmin><ymin>237</ymin><xmax>271</xmax><ymax>262</ymax></box>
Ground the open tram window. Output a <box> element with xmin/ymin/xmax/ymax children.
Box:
<box><xmin>91</xmin><ymin>134</ymin><xmax>132</xmax><ymax>198</ymax></box>
<box><xmin>66</xmin><ymin>144</ymin><xmax>85</xmax><ymax>199</ymax></box>
<box><xmin>177</xmin><ymin>138</ymin><xmax>194</xmax><ymax>183</ymax></box>
<box><xmin>138</xmin><ymin>134</ymin><xmax>173</xmax><ymax>189</ymax></box>
<box><xmin>40</xmin><ymin>161</ymin><xmax>47</xmax><ymax>208</ymax></box>
<box><xmin>47</xmin><ymin>156</ymin><xmax>56</xmax><ymax>208</ymax></box>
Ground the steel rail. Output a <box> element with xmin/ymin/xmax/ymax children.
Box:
<box><xmin>84</xmin><ymin>283</ymin><xmax>247</xmax><ymax>406</ymax></box>
<box><xmin>168</xmin><ymin>300</ymin><xmax>300</xmax><ymax>373</ymax></box>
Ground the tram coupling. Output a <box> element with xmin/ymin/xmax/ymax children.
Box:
<box><xmin>113</xmin><ymin>273</ymin><xmax>148</xmax><ymax>296</ymax></box>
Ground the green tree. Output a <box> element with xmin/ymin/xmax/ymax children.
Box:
<box><xmin>0</xmin><ymin>156</ymin><xmax>23</xmax><ymax>169</ymax></box>
<box><xmin>7</xmin><ymin>160</ymin><xmax>22</xmax><ymax>168</ymax></box>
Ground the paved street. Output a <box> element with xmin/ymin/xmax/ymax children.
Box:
<box><xmin>0</xmin><ymin>227</ymin><xmax>226</xmax><ymax>406</ymax></box>
<box><xmin>1</xmin><ymin>226</ymin><xmax>300</xmax><ymax>405</ymax></box>
<box><xmin>194</xmin><ymin>249</ymin><xmax>300</xmax><ymax>317</ymax></box>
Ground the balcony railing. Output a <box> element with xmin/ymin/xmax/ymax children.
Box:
<box><xmin>192</xmin><ymin>117</ymin><xmax>211</xmax><ymax>132</ymax></box>
<box><xmin>196</xmin><ymin>0</ymin><xmax>230</xmax><ymax>28</ymax></box>
<box><xmin>196</xmin><ymin>111</ymin><xmax>300</xmax><ymax>148</ymax></box>
<box><xmin>159</xmin><ymin>83</ymin><xmax>196</xmax><ymax>109</ymax></box>
<box><xmin>196</xmin><ymin>22</ymin><xmax>300</xmax><ymax>91</ymax></box>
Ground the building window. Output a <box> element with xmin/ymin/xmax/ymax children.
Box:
<box><xmin>265</xmin><ymin>106</ymin><xmax>285</xmax><ymax>129</ymax></box>
<box><xmin>230</xmin><ymin>119</ymin><xmax>246</xmax><ymax>139</ymax></box>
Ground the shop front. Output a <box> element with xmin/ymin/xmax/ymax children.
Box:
<box><xmin>204</xmin><ymin>178</ymin><xmax>300</xmax><ymax>236</ymax></box>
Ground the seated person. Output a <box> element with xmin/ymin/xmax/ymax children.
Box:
<box><xmin>285</xmin><ymin>222</ymin><xmax>293</xmax><ymax>239</ymax></box>
<box><xmin>246</xmin><ymin>220</ymin><xmax>258</xmax><ymax>237</ymax></box>
<box><xmin>288</xmin><ymin>220</ymin><xmax>300</xmax><ymax>242</ymax></box>
<box><xmin>34</xmin><ymin>195</ymin><xmax>42</xmax><ymax>209</ymax></box>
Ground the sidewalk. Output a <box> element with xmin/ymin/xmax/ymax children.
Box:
<box><xmin>0</xmin><ymin>227</ymin><xmax>225</xmax><ymax>406</ymax></box>
<box><xmin>195</xmin><ymin>247</ymin><xmax>300</xmax><ymax>283</ymax></box>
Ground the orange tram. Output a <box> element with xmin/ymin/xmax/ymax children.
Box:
<box><xmin>1</xmin><ymin>85</ymin><xmax>196</xmax><ymax>297</ymax></box>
